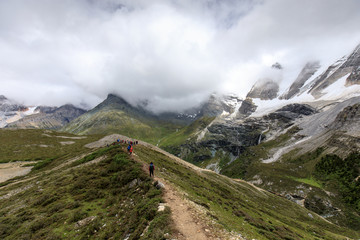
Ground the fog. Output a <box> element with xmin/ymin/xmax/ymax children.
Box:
<box><xmin>0</xmin><ymin>0</ymin><xmax>359</xmax><ymax>112</ymax></box>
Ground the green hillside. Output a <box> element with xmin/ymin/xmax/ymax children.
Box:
<box><xmin>159</xmin><ymin>116</ymin><xmax>215</xmax><ymax>148</ymax></box>
<box><xmin>220</xmin><ymin>129</ymin><xmax>360</xmax><ymax>231</ymax></box>
<box><xmin>0</xmin><ymin>129</ymin><xmax>102</xmax><ymax>163</ymax></box>
<box><xmin>135</xmin><ymin>144</ymin><xmax>359</xmax><ymax>239</ymax></box>
<box><xmin>62</xmin><ymin>94</ymin><xmax>181</xmax><ymax>145</ymax></box>
<box><xmin>1</xmin><ymin>130</ymin><xmax>359</xmax><ymax>239</ymax></box>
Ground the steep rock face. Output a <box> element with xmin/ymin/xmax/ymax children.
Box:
<box><xmin>5</xmin><ymin>104</ymin><xmax>86</xmax><ymax>129</ymax></box>
<box><xmin>177</xmin><ymin>121</ymin><xmax>264</xmax><ymax>163</ymax></box>
<box><xmin>267</xmin><ymin>104</ymin><xmax>317</xmax><ymax>123</ymax></box>
<box><xmin>281</xmin><ymin>61</ymin><xmax>321</xmax><ymax>100</ymax></box>
<box><xmin>176</xmin><ymin>103</ymin><xmax>318</xmax><ymax>167</ymax></box>
<box><xmin>237</xmin><ymin>98</ymin><xmax>257</xmax><ymax>118</ymax></box>
<box><xmin>247</xmin><ymin>80</ymin><xmax>279</xmax><ymax>100</ymax></box>
<box><xmin>346</xmin><ymin>66</ymin><xmax>360</xmax><ymax>86</ymax></box>
<box><xmin>330</xmin><ymin>103</ymin><xmax>360</xmax><ymax>136</ymax></box>
<box><xmin>199</xmin><ymin>94</ymin><xmax>242</xmax><ymax>117</ymax></box>
<box><xmin>309</xmin><ymin>44</ymin><xmax>360</xmax><ymax>98</ymax></box>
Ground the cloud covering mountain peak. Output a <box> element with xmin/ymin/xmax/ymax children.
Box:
<box><xmin>0</xmin><ymin>0</ymin><xmax>360</xmax><ymax>113</ymax></box>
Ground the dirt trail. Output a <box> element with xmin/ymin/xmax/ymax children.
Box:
<box><xmin>133</xmin><ymin>152</ymin><xmax>237</xmax><ymax>240</ymax></box>
<box><xmin>156</xmin><ymin>176</ymin><xmax>209</xmax><ymax>240</ymax></box>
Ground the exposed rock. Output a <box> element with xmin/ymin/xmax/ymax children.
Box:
<box><xmin>272</xmin><ymin>62</ymin><xmax>283</xmax><ymax>70</ymax></box>
<box><xmin>285</xmin><ymin>194</ymin><xmax>305</xmax><ymax>207</ymax></box>
<box><xmin>74</xmin><ymin>216</ymin><xmax>96</xmax><ymax>228</ymax></box>
<box><xmin>299</xmin><ymin>96</ymin><xmax>360</xmax><ymax>137</ymax></box>
<box><xmin>304</xmin><ymin>195</ymin><xmax>338</xmax><ymax>217</ymax></box>
<box><xmin>154</xmin><ymin>181</ymin><xmax>165</xmax><ymax>189</ymax></box>
<box><xmin>158</xmin><ymin>203</ymin><xmax>167</xmax><ymax>212</ymax></box>
<box><xmin>346</xmin><ymin>66</ymin><xmax>360</xmax><ymax>86</ymax></box>
<box><xmin>237</xmin><ymin>98</ymin><xmax>257</xmax><ymax>118</ymax></box>
<box><xmin>309</xmin><ymin>44</ymin><xmax>360</xmax><ymax>98</ymax></box>
<box><xmin>129</xmin><ymin>179</ymin><xmax>140</xmax><ymax>188</ymax></box>
<box><xmin>281</xmin><ymin>61</ymin><xmax>320</xmax><ymax>100</ymax></box>
<box><xmin>330</xmin><ymin>103</ymin><xmax>360</xmax><ymax>134</ymax></box>
<box><xmin>247</xmin><ymin>80</ymin><xmax>279</xmax><ymax>100</ymax></box>
<box><xmin>266</xmin><ymin>104</ymin><xmax>317</xmax><ymax>123</ymax></box>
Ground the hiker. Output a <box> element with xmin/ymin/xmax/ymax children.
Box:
<box><xmin>129</xmin><ymin>145</ymin><xmax>133</xmax><ymax>155</ymax></box>
<box><xmin>127</xmin><ymin>144</ymin><xmax>131</xmax><ymax>152</ymax></box>
<box><xmin>149</xmin><ymin>162</ymin><xmax>155</xmax><ymax>177</ymax></box>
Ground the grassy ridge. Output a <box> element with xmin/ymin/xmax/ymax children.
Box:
<box><xmin>0</xmin><ymin>146</ymin><xmax>172</xmax><ymax>240</ymax></box>
<box><xmin>135</xmin><ymin>145</ymin><xmax>360</xmax><ymax>240</ymax></box>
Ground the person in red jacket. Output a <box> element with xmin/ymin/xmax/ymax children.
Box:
<box><xmin>149</xmin><ymin>162</ymin><xmax>154</xmax><ymax>177</ymax></box>
<box><xmin>129</xmin><ymin>145</ymin><xmax>133</xmax><ymax>155</ymax></box>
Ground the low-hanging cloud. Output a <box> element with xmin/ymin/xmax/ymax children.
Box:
<box><xmin>0</xmin><ymin>0</ymin><xmax>359</xmax><ymax>113</ymax></box>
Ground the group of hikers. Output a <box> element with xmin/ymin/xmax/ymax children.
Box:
<box><xmin>108</xmin><ymin>138</ymin><xmax>155</xmax><ymax>177</ymax></box>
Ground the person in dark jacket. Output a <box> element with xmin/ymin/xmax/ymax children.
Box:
<box><xmin>149</xmin><ymin>162</ymin><xmax>155</xmax><ymax>177</ymax></box>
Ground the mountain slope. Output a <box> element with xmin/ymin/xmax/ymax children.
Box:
<box><xmin>5</xmin><ymin>104</ymin><xmax>85</xmax><ymax>130</ymax></box>
<box><xmin>0</xmin><ymin>95</ymin><xmax>35</xmax><ymax>128</ymax></box>
<box><xmin>0</xmin><ymin>143</ymin><xmax>171</xmax><ymax>239</ymax></box>
<box><xmin>133</xmin><ymin>140</ymin><xmax>359</xmax><ymax>239</ymax></box>
<box><xmin>1</xmin><ymin>130</ymin><xmax>360</xmax><ymax>239</ymax></box>
<box><xmin>63</xmin><ymin>94</ymin><xmax>180</xmax><ymax>144</ymax></box>
<box><xmin>309</xmin><ymin>44</ymin><xmax>360</xmax><ymax>98</ymax></box>
<box><xmin>281</xmin><ymin>61</ymin><xmax>321</xmax><ymax>100</ymax></box>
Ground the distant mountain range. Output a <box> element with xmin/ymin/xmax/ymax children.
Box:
<box><xmin>0</xmin><ymin>95</ymin><xmax>85</xmax><ymax>129</ymax></box>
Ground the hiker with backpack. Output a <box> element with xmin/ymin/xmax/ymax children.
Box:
<box><xmin>149</xmin><ymin>162</ymin><xmax>155</xmax><ymax>177</ymax></box>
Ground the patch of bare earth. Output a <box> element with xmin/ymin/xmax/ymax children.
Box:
<box><xmin>60</xmin><ymin>141</ymin><xmax>75</xmax><ymax>145</ymax></box>
<box><xmin>0</xmin><ymin>162</ymin><xmax>36</xmax><ymax>183</ymax></box>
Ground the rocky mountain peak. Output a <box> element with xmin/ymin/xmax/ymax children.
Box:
<box><xmin>309</xmin><ymin>43</ymin><xmax>360</xmax><ymax>98</ymax></box>
<box><xmin>272</xmin><ymin>62</ymin><xmax>283</xmax><ymax>70</ymax></box>
<box><xmin>0</xmin><ymin>95</ymin><xmax>7</xmax><ymax>101</ymax></box>
<box><xmin>280</xmin><ymin>61</ymin><xmax>321</xmax><ymax>100</ymax></box>
<box><xmin>199</xmin><ymin>93</ymin><xmax>242</xmax><ymax>117</ymax></box>
<box><xmin>247</xmin><ymin>79</ymin><xmax>279</xmax><ymax>100</ymax></box>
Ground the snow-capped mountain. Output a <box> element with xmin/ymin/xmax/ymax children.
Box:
<box><xmin>0</xmin><ymin>95</ymin><xmax>39</xmax><ymax>128</ymax></box>
<box><xmin>309</xmin><ymin>44</ymin><xmax>360</xmax><ymax>97</ymax></box>
<box><xmin>280</xmin><ymin>61</ymin><xmax>321</xmax><ymax>100</ymax></box>
<box><xmin>0</xmin><ymin>95</ymin><xmax>85</xmax><ymax>129</ymax></box>
<box><xmin>241</xmin><ymin>43</ymin><xmax>360</xmax><ymax>119</ymax></box>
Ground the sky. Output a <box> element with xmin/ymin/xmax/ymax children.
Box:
<box><xmin>0</xmin><ymin>0</ymin><xmax>360</xmax><ymax>113</ymax></box>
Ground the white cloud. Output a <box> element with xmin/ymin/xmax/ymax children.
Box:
<box><xmin>0</xmin><ymin>0</ymin><xmax>359</xmax><ymax>112</ymax></box>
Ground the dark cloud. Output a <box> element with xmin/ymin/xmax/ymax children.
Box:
<box><xmin>0</xmin><ymin>0</ymin><xmax>359</xmax><ymax>112</ymax></box>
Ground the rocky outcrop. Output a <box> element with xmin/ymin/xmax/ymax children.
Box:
<box><xmin>247</xmin><ymin>80</ymin><xmax>279</xmax><ymax>100</ymax></box>
<box><xmin>199</xmin><ymin>94</ymin><xmax>242</xmax><ymax>117</ymax></box>
<box><xmin>304</xmin><ymin>195</ymin><xmax>339</xmax><ymax>218</ymax></box>
<box><xmin>272</xmin><ymin>62</ymin><xmax>283</xmax><ymax>70</ymax></box>
<box><xmin>330</xmin><ymin>103</ymin><xmax>360</xmax><ymax>136</ymax></box>
<box><xmin>281</xmin><ymin>61</ymin><xmax>320</xmax><ymax>100</ymax></box>
<box><xmin>266</xmin><ymin>104</ymin><xmax>317</xmax><ymax>123</ymax></box>
<box><xmin>237</xmin><ymin>98</ymin><xmax>257</xmax><ymax>118</ymax></box>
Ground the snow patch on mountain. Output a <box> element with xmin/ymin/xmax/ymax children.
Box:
<box><xmin>320</xmin><ymin>73</ymin><xmax>360</xmax><ymax>100</ymax></box>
